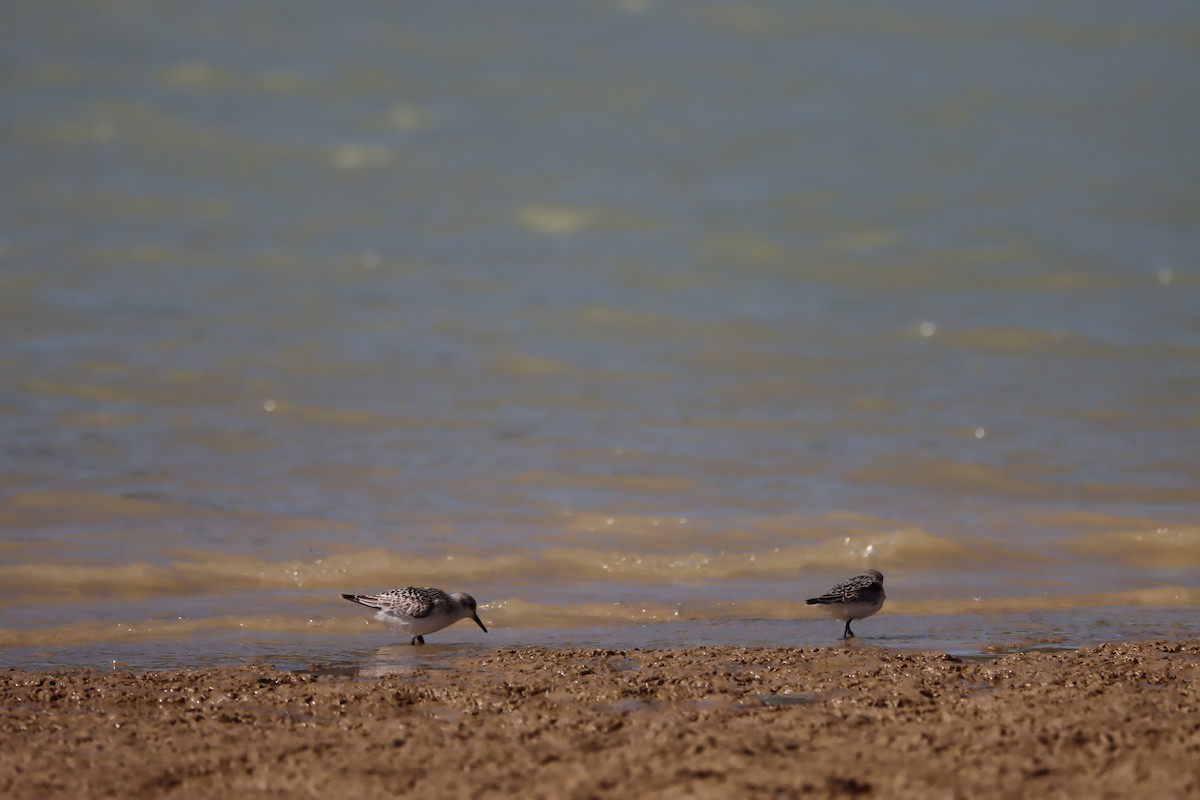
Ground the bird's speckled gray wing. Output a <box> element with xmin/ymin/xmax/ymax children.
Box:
<box><xmin>808</xmin><ymin>573</ymin><xmax>882</xmax><ymax>605</ymax></box>
<box><xmin>350</xmin><ymin>587</ymin><xmax>451</xmax><ymax>618</ymax></box>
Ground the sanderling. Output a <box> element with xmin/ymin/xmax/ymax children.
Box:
<box><xmin>806</xmin><ymin>569</ymin><xmax>885</xmax><ymax>639</ymax></box>
<box><xmin>341</xmin><ymin>587</ymin><xmax>488</xmax><ymax>645</ymax></box>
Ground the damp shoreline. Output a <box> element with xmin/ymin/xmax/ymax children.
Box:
<box><xmin>3</xmin><ymin>638</ymin><xmax>1198</xmax><ymax>799</ymax></box>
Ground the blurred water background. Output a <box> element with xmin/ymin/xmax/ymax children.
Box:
<box><xmin>2</xmin><ymin>0</ymin><xmax>1198</xmax><ymax>669</ymax></box>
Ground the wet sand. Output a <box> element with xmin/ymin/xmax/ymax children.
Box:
<box><xmin>2</xmin><ymin>639</ymin><xmax>1198</xmax><ymax>799</ymax></box>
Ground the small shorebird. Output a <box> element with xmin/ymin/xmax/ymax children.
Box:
<box><xmin>341</xmin><ymin>587</ymin><xmax>488</xmax><ymax>645</ymax></box>
<box><xmin>806</xmin><ymin>570</ymin><xmax>886</xmax><ymax>639</ymax></box>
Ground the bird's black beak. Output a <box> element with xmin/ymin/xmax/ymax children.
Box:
<box><xmin>473</xmin><ymin>614</ymin><xmax>488</xmax><ymax>633</ymax></box>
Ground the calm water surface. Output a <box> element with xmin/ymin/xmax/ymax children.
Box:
<box><xmin>2</xmin><ymin>1</ymin><xmax>1198</xmax><ymax>669</ymax></box>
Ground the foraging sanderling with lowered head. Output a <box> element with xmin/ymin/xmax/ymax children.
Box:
<box><xmin>806</xmin><ymin>569</ymin><xmax>885</xmax><ymax>639</ymax></box>
<box><xmin>341</xmin><ymin>587</ymin><xmax>488</xmax><ymax>645</ymax></box>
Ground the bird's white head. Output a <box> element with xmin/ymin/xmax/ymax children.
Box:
<box><xmin>452</xmin><ymin>592</ymin><xmax>488</xmax><ymax>633</ymax></box>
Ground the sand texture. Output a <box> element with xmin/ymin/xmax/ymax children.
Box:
<box><xmin>2</xmin><ymin>639</ymin><xmax>1199</xmax><ymax>799</ymax></box>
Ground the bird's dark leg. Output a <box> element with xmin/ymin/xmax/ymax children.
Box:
<box><xmin>843</xmin><ymin>620</ymin><xmax>854</xmax><ymax>639</ymax></box>
<box><xmin>411</xmin><ymin>635</ymin><xmax>425</xmax><ymax>645</ymax></box>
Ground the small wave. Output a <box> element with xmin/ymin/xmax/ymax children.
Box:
<box><xmin>0</xmin><ymin>526</ymin><xmax>1009</xmax><ymax>605</ymax></box>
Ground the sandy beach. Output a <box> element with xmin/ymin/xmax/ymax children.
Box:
<box><xmin>2</xmin><ymin>638</ymin><xmax>1198</xmax><ymax>798</ymax></box>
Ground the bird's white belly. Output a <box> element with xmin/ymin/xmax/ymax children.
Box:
<box><xmin>816</xmin><ymin>600</ymin><xmax>883</xmax><ymax>622</ymax></box>
<box><xmin>375</xmin><ymin>610</ymin><xmax>455</xmax><ymax>636</ymax></box>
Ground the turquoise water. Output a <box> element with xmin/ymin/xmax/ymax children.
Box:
<box><xmin>1</xmin><ymin>1</ymin><xmax>1198</xmax><ymax>667</ymax></box>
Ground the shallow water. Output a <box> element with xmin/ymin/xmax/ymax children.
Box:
<box><xmin>2</xmin><ymin>1</ymin><xmax>1198</xmax><ymax>668</ymax></box>
<box><xmin>5</xmin><ymin>606</ymin><xmax>1197</xmax><ymax>672</ymax></box>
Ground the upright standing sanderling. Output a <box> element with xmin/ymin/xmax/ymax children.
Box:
<box><xmin>341</xmin><ymin>587</ymin><xmax>488</xmax><ymax>645</ymax></box>
<box><xmin>806</xmin><ymin>570</ymin><xmax>886</xmax><ymax>639</ymax></box>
